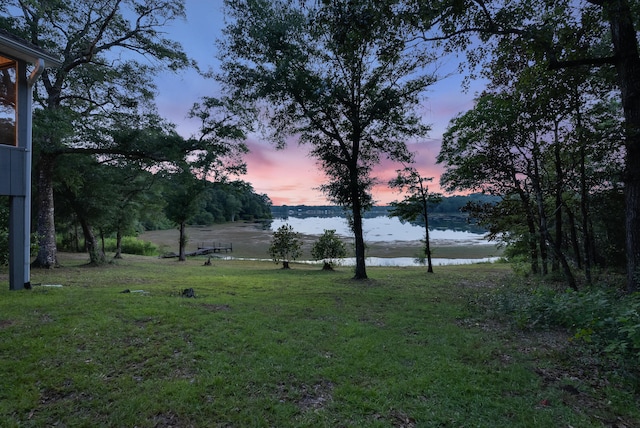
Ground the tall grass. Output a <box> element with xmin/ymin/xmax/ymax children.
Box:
<box><xmin>56</xmin><ymin>236</ymin><xmax>158</xmax><ymax>256</ymax></box>
<box><xmin>0</xmin><ymin>256</ymin><xmax>637</xmax><ymax>427</ymax></box>
<box><xmin>102</xmin><ymin>236</ymin><xmax>158</xmax><ymax>256</ymax></box>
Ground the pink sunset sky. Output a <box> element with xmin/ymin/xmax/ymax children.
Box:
<box><xmin>153</xmin><ymin>0</ymin><xmax>486</xmax><ymax>206</ymax></box>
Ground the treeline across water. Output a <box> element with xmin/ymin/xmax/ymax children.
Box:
<box><xmin>271</xmin><ymin>193</ymin><xmax>499</xmax><ymax>219</ymax></box>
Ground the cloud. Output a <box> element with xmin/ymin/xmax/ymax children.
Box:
<box><xmin>152</xmin><ymin>1</ymin><xmax>485</xmax><ymax>206</ymax></box>
<box><xmin>244</xmin><ymin>138</ymin><xmax>328</xmax><ymax>205</ymax></box>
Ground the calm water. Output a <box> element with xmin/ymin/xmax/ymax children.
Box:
<box><xmin>270</xmin><ymin>216</ymin><xmax>488</xmax><ymax>245</ymax></box>
<box><xmin>268</xmin><ymin>216</ymin><xmax>500</xmax><ymax>266</ymax></box>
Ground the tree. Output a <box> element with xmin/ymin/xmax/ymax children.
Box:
<box><xmin>311</xmin><ymin>229</ymin><xmax>347</xmax><ymax>271</ymax></box>
<box><xmin>412</xmin><ymin>0</ymin><xmax>640</xmax><ymax>291</ymax></box>
<box><xmin>191</xmin><ymin>181</ymin><xmax>272</xmax><ymax>224</ymax></box>
<box><xmin>439</xmin><ymin>79</ymin><xmax>622</xmax><ymax>289</ymax></box>
<box><xmin>98</xmin><ymin>164</ymin><xmax>162</xmax><ymax>259</ymax></box>
<box><xmin>162</xmin><ymin>168</ymin><xmax>206</xmax><ymax>262</ymax></box>
<box><xmin>389</xmin><ymin>167</ymin><xmax>442</xmax><ymax>273</ymax></box>
<box><xmin>268</xmin><ymin>224</ymin><xmax>302</xmax><ymax>269</ymax></box>
<box><xmin>0</xmin><ymin>0</ymin><xmax>192</xmax><ymax>269</ymax></box>
<box><xmin>54</xmin><ymin>155</ymin><xmax>116</xmax><ymax>265</ymax></box>
<box><xmin>219</xmin><ymin>0</ymin><xmax>435</xmax><ymax>279</ymax></box>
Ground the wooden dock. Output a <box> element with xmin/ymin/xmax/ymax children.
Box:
<box><xmin>160</xmin><ymin>243</ymin><xmax>233</xmax><ymax>258</ymax></box>
<box><xmin>197</xmin><ymin>242</ymin><xmax>233</xmax><ymax>254</ymax></box>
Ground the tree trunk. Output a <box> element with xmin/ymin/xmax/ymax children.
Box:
<box><xmin>605</xmin><ymin>0</ymin><xmax>640</xmax><ymax>292</ymax></box>
<box><xmin>32</xmin><ymin>154</ymin><xmax>59</xmax><ymax>268</ymax></box>
<box><xmin>352</xmin><ymin>207</ymin><xmax>367</xmax><ymax>279</ymax></box>
<box><xmin>533</xmin><ymin>150</ymin><xmax>577</xmax><ymax>289</ymax></box>
<box><xmin>531</xmin><ymin>143</ymin><xmax>549</xmax><ymax>276</ymax></box>
<box><xmin>178</xmin><ymin>221</ymin><xmax>187</xmax><ymax>262</ymax></box>
<box><xmin>516</xmin><ymin>189</ymin><xmax>539</xmax><ymax>274</ymax></box>
<box><xmin>114</xmin><ymin>228</ymin><xmax>123</xmax><ymax>259</ymax></box>
<box><xmin>579</xmin><ymin>134</ymin><xmax>594</xmax><ymax>285</ymax></box>
<box><xmin>423</xmin><ymin>196</ymin><xmax>434</xmax><ymax>273</ymax></box>
<box><xmin>574</xmin><ymin>87</ymin><xmax>592</xmax><ymax>284</ymax></box>
<box><xmin>565</xmin><ymin>203</ymin><xmax>582</xmax><ymax>269</ymax></box>
<box><xmin>349</xmin><ymin>166</ymin><xmax>367</xmax><ymax>279</ymax></box>
<box><xmin>538</xmin><ymin>218</ymin><xmax>548</xmax><ymax>275</ymax></box>
<box><xmin>553</xmin><ymin>123</ymin><xmax>563</xmax><ymax>274</ymax></box>
<box><xmin>282</xmin><ymin>260</ymin><xmax>291</xmax><ymax>269</ymax></box>
<box><xmin>79</xmin><ymin>217</ymin><xmax>105</xmax><ymax>265</ymax></box>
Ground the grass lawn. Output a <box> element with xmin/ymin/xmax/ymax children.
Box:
<box><xmin>0</xmin><ymin>254</ymin><xmax>637</xmax><ymax>427</ymax></box>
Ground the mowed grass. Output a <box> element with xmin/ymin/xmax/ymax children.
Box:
<box><xmin>0</xmin><ymin>255</ymin><xmax>637</xmax><ymax>427</ymax></box>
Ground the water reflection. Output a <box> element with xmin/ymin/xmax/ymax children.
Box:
<box><xmin>221</xmin><ymin>256</ymin><xmax>501</xmax><ymax>267</ymax></box>
<box><xmin>334</xmin><ymin>256</ymin><xmax>501</xmax><ymax>267</ymax></box>
<box><xmin>266</xmin><ymin>215</ymin><xmax>501</xmax><ymax>266</ymax></box>
<box><xmin>270</xmin><ymin>216</ymin><xmax>488</xmax><ymax>244</ymax></box>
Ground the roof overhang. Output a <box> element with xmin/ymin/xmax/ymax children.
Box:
<box><xmin>0</xmin><ymin>29</ymin><xmax>62</xmax><ymax>68</ymax></box>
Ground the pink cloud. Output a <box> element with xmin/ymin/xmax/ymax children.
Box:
<box><xmin>242</xmin><ymin>135</ymin><xmax>451</xmax><ymax>206</ymax></box>
<box><xmin>244</xmin><ymin>138</ymin><xmax>328</xmax><ymax>205</ymax></box>
<box><xmin>151</xmin><ymin>3</ymin><xmax>487</xmax><ymax>206</ymax></box>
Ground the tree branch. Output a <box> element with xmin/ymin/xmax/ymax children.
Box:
<box><xmin>548</xmin><ymin>55</ymin><xmax>617</xmax><ymax>70</ymax></box>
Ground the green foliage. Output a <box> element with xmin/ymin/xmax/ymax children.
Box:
<box><xmin>482</xmin><ymin>279</ymin><xmax>640</xmax><ymax>377</ymax></box>
<box><xmin>101</xmin><ymin>237</ymin><xmax>157</xmax><ymax>256</ymax></box>
<box><xmin>310</xmin><ymin>229</ymin><xmax>347</xmax><ymax>268</ymax></box>
<box><xmin>162</xmin><ymin>170</ymin><xmax>206</xmax><ymax>227</ymax></box>
<box><xmin>389</xmin><ymin>167</ymin><xmax>442</xmax><ymax>272</ymax></box>
<box><xmin>2</xmin><ymin>0</ymin><xmax>194</xmax><ymax>268</ymax></box>
<box><xmin>429</xmin><ymin>193</ymin><xmax>500</xmax><ymax>214</ymax></box>
<box><xmin>192</xmin><ymin>181</ymin><xmax>272</xmax><ymax>224</ymax></box>
<box><xmin>220</xmin><ymin>0</ymin><xmax>437</xmax><ymax>278</ymax></box>
<box><xmin>268</xmin><ymin>224</ymin><xmax>302</xmax><ymax>268</ymax></box>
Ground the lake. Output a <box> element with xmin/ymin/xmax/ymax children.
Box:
<box><xmin>269</xmin><ymin>216</ymin><xmax>501</xmax><ymax>266</ymax></box>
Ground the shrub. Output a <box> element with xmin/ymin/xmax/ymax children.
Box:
<box><xmin>268</xmin><ymin>224</ymin><xmax>302</xmax><ymax>269</ymax></box>
<box><xmin>103</xmin><ymin>236</ymin><xmax>158</xmax><ymax>256</ymax></box>
<box><xmin>311</xmin><ymin>229</ymin><xmax>347</xmax><ymax>270</ymax></box>
<box><xmin>482</xmin><ymin>279</ymin><xmax>640</xmax><ymax>377</ymax></box>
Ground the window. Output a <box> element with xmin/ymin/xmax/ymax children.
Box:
<box><xmin>0</xmin><ymin>55</ymin><xmax>16</xmax><ymax>146</ymax></box>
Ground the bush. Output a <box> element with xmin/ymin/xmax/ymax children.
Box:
<box><xmin>103</xmin><ymin>236</ymin><xmax>158</xmax><ymax>256</ymax></box>
<box><xmin>482</xmin><ymin>279</ymin><xmax>640</xmax><ymax>376</ymax></box>
<box><xmin>311</xmin><ymin>229</ymin><xmax>347</xmax><ymax>270</ymax></box>
<box><xmin>268</xmin><ymin>224</ymin><xmax>302</xmax><ymax>269</ymax></box>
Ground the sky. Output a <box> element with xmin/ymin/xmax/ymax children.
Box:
<box><xmin>153</xmin><ymin>0</ymin><xmax>486</xmax><ymax>206</ymax></box>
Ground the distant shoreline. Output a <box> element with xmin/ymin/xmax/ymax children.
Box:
<box><xmin>141</xmin><ymin>221</ymin><xmax>502</xmax><ymax>261</ymax></box>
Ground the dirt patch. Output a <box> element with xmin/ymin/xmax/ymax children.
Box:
<box><xmin>149</xmin><ymin>412</ymin><xmax>194</xmax><ymax>428</ymax></box>
<box><xmin>276</xmin><ymin>380</ymin><xmax>334</xmax><ymax>411</ymax></box>
<box><xmin>0</xmin><ymin>319</ymin><xmax>14</xmax><ymax>329</ymax></box>
<box><xmin>200</xmin><ymin>303</ymin><xmax>231</xmax><ymax>312</ymax></box>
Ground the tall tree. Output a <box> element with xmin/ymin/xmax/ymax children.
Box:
<box><xmin>413</xmin><ymin>0</ymin><xmax>640</xmax><ymax>290</ymax></box>
<box><xmin>219</xmin><ymin>0</ymin><xmax>435</xmax><ymax>279</ymax></box>
<box><xmin>160</xmin><ymin>97</ymin><xmax>249</xmax><ymax>260</ymax></box>
<box><xmin>55</xmin><ymin>155</ymin><xmax>116</xmax><ymax>265</ymax></box>
<box><xmin>438</xmin><ymin>92</ymin><xmax>547</xmax><ymax>276</ymax></box>
<box><xmin>162</xmin><ymin>168</ymin><xmax>206</xmax><ymax>262</ymax></box>
<box><xmin>0</xmin><ymin>0</ymin><xmax>191</xmax><ymax>268</ymax></box>
<box><xmin>389</xmin><ymin>167</ymin><xmax>441</xmax><ymax>273</ymax></box>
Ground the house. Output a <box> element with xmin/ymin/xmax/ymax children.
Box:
<box><xmin>0</xmin><ymin>30</ymin><xmax>61</xmax><ymax>290</ymax></box>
